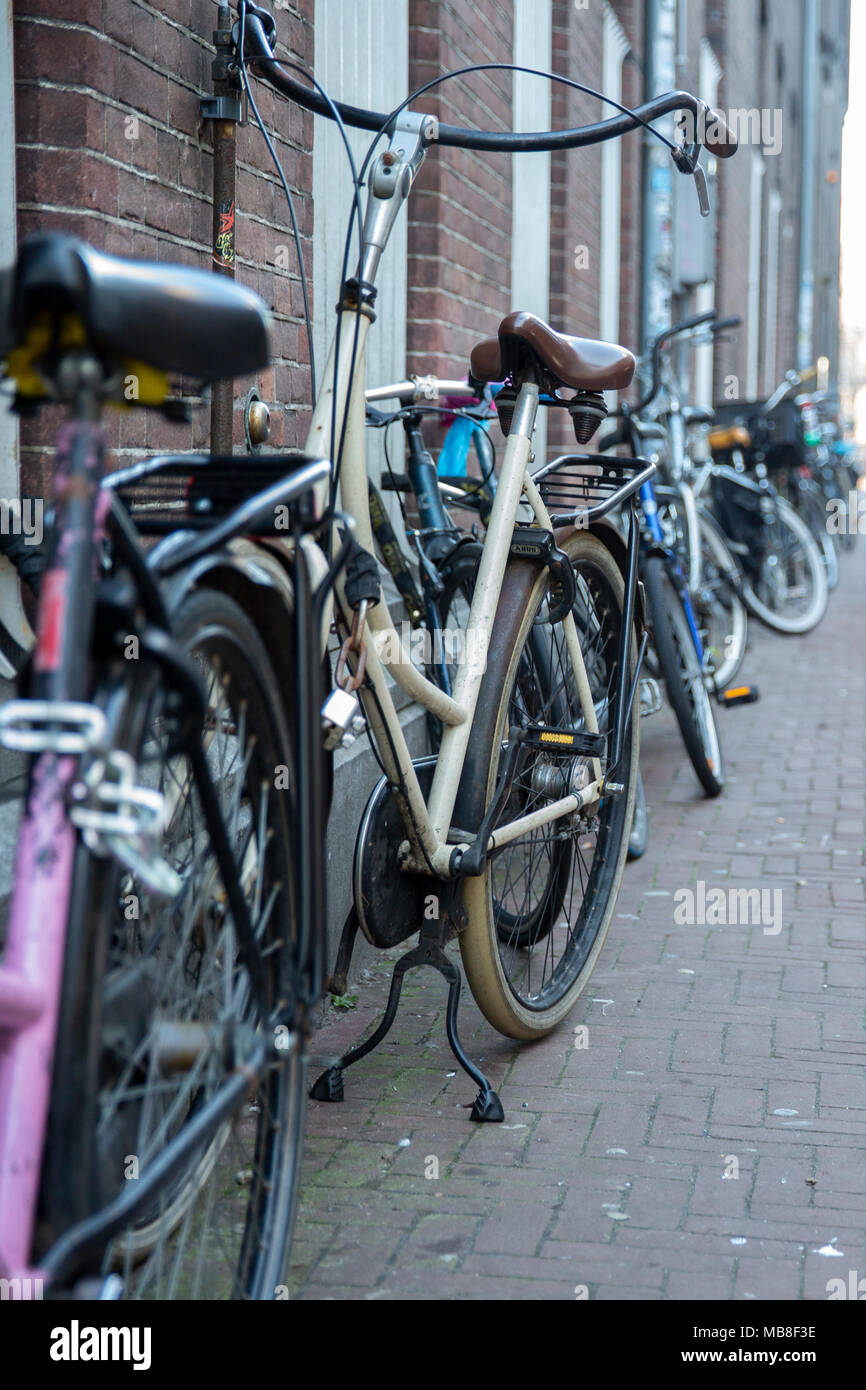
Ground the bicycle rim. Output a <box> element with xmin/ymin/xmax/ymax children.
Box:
<box><xmin>740</xmin><ymin>497</ymin><xmax>828</xmax><ymax>634</ymax></box>
<box><xmin>696</xmin><ymin>516</ymin><xmax>748</xmax><ymax>689</ymax></box>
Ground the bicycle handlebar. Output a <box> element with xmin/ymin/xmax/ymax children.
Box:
<box><xmin>365</xmin><ymin>379</ymin><xmax>477</xmax><ymax>406</ymax></box>
<box><xmin>241</xmin><ymin>8</ymin><xmax>737</xmax><ymax>159</ymax></box>
<box><xmin>632</xmin><ymin>311</ymin><xmax>719</xmax><ymax>412</ymax></box>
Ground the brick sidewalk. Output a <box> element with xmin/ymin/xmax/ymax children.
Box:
<box><xmin>289</xmin><ymin>544</ymin><xmax>866</xmax><ymax>1301</ymax></box>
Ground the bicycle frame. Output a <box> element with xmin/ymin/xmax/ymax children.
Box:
<box><xmin>320</xmin><ymin>350</ymin><xmax>605</xmax><ymax>874</ymax></box>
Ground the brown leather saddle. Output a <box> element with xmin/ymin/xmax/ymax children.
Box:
<box><xmin>469</xmin><ymin>310</ymin><xmax>635</xmax><ymax>394</ymax></box>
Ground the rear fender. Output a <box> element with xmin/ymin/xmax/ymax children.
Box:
<box><xmin>162</xmin><ymin>538</ymin><xmax>334</xmax><ymax>809</ymax></box>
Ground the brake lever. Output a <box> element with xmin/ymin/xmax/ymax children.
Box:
<box><xmin>671</xmin><ymin>142</ymin><xmax>711</xmax><ymax>218</ymax></box>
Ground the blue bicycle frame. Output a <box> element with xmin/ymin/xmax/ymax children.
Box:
<box><xmin>639</xmin><ymin>477</ymin><xmax>705</xmax><ymax>661</ymax></box>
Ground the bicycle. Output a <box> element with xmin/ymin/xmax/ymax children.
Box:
<box><xmin>597</xmin><ymin>317</ymin><xmax>733</xmax><ymax>799</ymax></box>
<box><xmin>367</xmin><ymin>377</ymin><xmax>653</xmax><ymax>858</ymax></box>
<box><xmin>0</xmin><ymin>4</ymin><xmax>738</xmax><ymax>1294</ymax></box>
<box><xmin>0</xmin><ymin>236</ymin><xmax>343</xmax><ymax>1298</ymax></box>
<box><xmin>703</xmin><ymin>394</ymin><xmax>829</xmax><ymax>634</ymax></box>
<box><xmin>239</xmin><ymin>3</ymin><xmax>737</xmax><ymax>1062</ymax></box>
<box><xmin>616</xmin><ymin>310</ymin><xmax>751</xmax><ymax>692</ymax></box>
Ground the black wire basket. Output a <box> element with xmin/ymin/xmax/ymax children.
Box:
<box><xmin>534</xmin><ymin>452</ymin><xmax>655</xmax><ymax>526</ymax></box>
<box><xmin>106</xmin><ymin>453</ymin><xmax>326</xmax><ymax>534</ymax></box>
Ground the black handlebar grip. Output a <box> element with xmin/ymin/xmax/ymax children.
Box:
<box><xmin>702</xmin><ymin>106</ymin><xmax>738</xmax><ymax>158</ymax></box>
<box><xmin>712</xmin><ymin>315</ymin><xmax>741</xmax><ymax>334</ymax></box>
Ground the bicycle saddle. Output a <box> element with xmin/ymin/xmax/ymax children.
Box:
<box><xmin>0</xmin><ymin>234</ymin><xmax>270</xmax><ymax>387</ymax></box>
<box><xmin>469</xmin><ymin>311</ymin><xmax>635</xmax><ymax>393</ymax></box>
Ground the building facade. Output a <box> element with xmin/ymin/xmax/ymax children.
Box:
<box><xmin>4</xmin><ymin>0</ymin><xmax>851</xmax><ymax>495</ymax></box>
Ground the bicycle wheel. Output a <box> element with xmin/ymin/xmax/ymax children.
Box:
<box><xmin>829</xmin><ymin>465</ymin><xmax>856</xmax><ymax>552</ymax></box>
<box><xmin>654</xmin><ymin>487</ymin><xmax>748</xmax><ymax>690</ymax></box>
<box><xmin>643</xmin><ymin>555</ymin><xmax>725</xmax><ymax>798</ymax></box>
<box><xmin>695</xmin><ymin>513</ymin><xmax>749</xmax><ymax>689</ymax></box>
<box><xmin>797</xmin><ymin>482</ymin><xmax>839</xmax><ymax>590</ymax></box>
<box><xmin>457</xmin><ymin>532</ymin><xmax>638</xmax><ymax>1039</ymax></box>
<box><xmin>37</xmin><ymin>589</ymin><xmax>306</xmax><ymax>1300</ymax></box>
<box><xmin>739</xmin><ymin>495</ymin><xmax>828</xmax><ymax>634</ymax></box>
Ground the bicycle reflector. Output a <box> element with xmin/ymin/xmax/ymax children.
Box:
<box><xmin>719</xmin><ymin>685</ymin><xmax>760</xmax><ymax>707</ymax></box>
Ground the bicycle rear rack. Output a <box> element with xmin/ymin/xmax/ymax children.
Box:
<box><xmin>533</xmin><ymin>452</ymin><xmax>655</xmax><ymax>527</ymax></box>
<box><xmin>104</xmin><ymin>452</ymin><xmax>330</xmax><ymax>536</ymax></box>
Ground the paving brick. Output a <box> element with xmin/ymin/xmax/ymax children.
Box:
<box><xmin>289</xmin><ymin>510</ymin><xmax>866</xmax><ymax>1301</ymax></box>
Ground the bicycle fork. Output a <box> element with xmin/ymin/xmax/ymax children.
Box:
<box><xmin>641</xmin><ymin>479</ymin><xmax>705</xmax><ymax>662</ymax></box>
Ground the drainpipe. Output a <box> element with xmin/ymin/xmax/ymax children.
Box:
<box><xmin>641</xmin><ymin>0</ymin><xmax>678</xmax><ymax>355</ymax></box>
<box><xmin>797</xmin><ymin>0</ymin><xmax>818</xmax><ymax>371</ymax></box>
<box><xmin>203</xmin><ymin>6</ymin><xmax>242</xmax><ymax>455</ymax></box>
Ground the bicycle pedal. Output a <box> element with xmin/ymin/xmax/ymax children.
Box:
<box><xmin>521</xmin><ymin>726</ymin><xmax>605</xmax><ymax>757</ymax></box>
<box><xmin>718</xmin><ymin>684</ymin><xmax>760</xmax><ymax>707</ymax></box>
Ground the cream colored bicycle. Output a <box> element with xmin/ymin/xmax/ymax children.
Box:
<box><xmin>242</xmin><ymin>7</ymin><xmax>737</xmax><ymax>1079</ymax></box>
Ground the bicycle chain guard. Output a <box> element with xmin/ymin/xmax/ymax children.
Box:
<box><xmin>354</xmin><ymin>756</ymin><xmax>463</xmax><ymax>949</ymax></box>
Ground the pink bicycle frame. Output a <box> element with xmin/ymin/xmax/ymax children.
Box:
<box><xmin>0</xmin><ymin>419</ymin><xmax>106</xmax><ymax>1294</ymax></box>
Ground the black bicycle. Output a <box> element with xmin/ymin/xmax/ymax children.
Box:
<box><xmin>0</xmin><ymin>233</ymin><xmax>345</xmax><ymax>1300</ymax></box>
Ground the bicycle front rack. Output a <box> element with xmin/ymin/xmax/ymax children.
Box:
<box><xmin>533</xmin><ymin>452</ymin><xmax>655</xmax><ymax>527</ymax></box>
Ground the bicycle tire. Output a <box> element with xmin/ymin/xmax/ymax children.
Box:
<box><xmin>457</xmin><ymin>532</ymin><xmax>638</xmax><ymax>1039</ymax></box>
<box><xmin>790</xmin><ymin>480</ymin><xmax>838</xmax><ymax>590</ymax></box>
<box><xmin>830</xmin><ymin>465</ymin><xmax>857</xmax><ymax>552</ymax></box>
<box><xmin>695</xmin><ymin>512</ymin><xmax>749</xmax><ymax>689</ymax></box>
<box><xmin>654</xmin><ymin>486</ymin><xmax>748</xmax><ymax>690</ymax></box>
<box><xmin>37</xmin><ymin>589</ymin><xmax>307</xmax><ymax>1300</ymax></box>
<box><xmin>643</xmin><ymin>555</ymin><xmax>725</xmax><ymax>798</ymax></box>
<box><xmin>738</xmin><ymin>495</ymin><xmax>828</xmax><ymax>634</ymax></box>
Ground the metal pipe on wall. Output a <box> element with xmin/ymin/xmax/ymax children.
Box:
<box><xmin>640</xmin><ymin>0</ymin><xmax>677</xmax><ymax>354</ymax></box>
<box><xmin>208</xmin><ymin>5</ymin><xmax>240</xmax><ymax>456</ymax></box>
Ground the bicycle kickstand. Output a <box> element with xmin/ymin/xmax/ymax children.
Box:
<box><xmin>310</xmin><ymin>903</ymin><xmax>504</xmax><ymax>1123</ymax></box>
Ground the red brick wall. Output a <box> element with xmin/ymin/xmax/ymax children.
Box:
<box><xmin>13</xmin><ymin>0</ymin><xmax>314</xmax><ymax>497</ymax></box>
<box><xmin>407</xmin><ymin>0</ymin><xmax>514</xmax><ymax>387</ymax></box>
